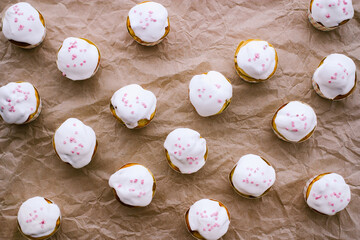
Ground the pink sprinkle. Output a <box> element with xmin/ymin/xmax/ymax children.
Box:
<box><xmin>18</xmin><ymin>25</ymin><xmax>24</xmax><ymax>31</ymax></box>
<box><xmin>256</xmin><ymin>184</ymin><xmax>259</xmax><ymax>186</ymax></box>
<box><xmin>332</xmin><ymin>209</ymin><xmax>335</xmax><ymax>212</ymax></box>
<box><xmin>196</xmin><ymin>212</ymin><xmax>199</xmax><ymax>215</ymax></box>
<box><xmin>331</xmin><ymin>203</ymin><xmax>334</xmax><ymax>206</ymax></box>
<box><xmin>209</xmin><ymin>95</ymin><xmax>212</xmax><ymax>98</ymax></box>
<box><xmin>198</xmin><ymin>94</ymin><xmax>202</xmax><ymax>98</ymax></box>
<box><xmin>174</xmin><ymin>151</ymin><xmax>177</xmax><ymax>154</ymax></box>
<box><xmin>255</xmin><ymin>53</ymin><xmax>260</xmax><ymax>58</ymax></box>
<box><xmin>118</xmin><ymin>184</ymin><xmax>122</xmax><ymax>188</ymax></box>
<box><xmin>291</xmin><ymin>121</ymin><xmax>295</xmax><ymax>127</ymax></box>
<box><xmin>28</xmin><ymin>28</ymin><xmax>32</xmax><ymax>32</ymax></box>
<box><xmin>178</xmin><ymin>137</ymin><xmax>181</xmax><ymax>140</ymax></box>
<box><xmin>131</xmin><ymin>111</ymin><xmax>134</xmax><ymax>114</ymax></box>
<box><xmin>63</xmin><ymin>141</ymin><xmax>66</xmax><ymax>144</ymax></box>
<box><xmin>328</xmin><ymin>81</ymin><xmax>332</xmax><ymax>83</ymax></box>
<box><xmin>14</xmin><ymin>18</ymin><xmax>18</xmax><ymax>23</ymax></box>
<box><xmin>248</xmin><ymin>58</ymin><xmax>251</xmax><ymax>62</ymax></box>
<box><xmin>262</xmin><ymin>64</ymin><xmax>265</xmax><ymax>67</ymax></box>
<box><xmin>203</xmin><ymin>228</ymin><xmax>206</xmax><ymax>231</ymax></box>
<box><xmin>66</xmin><ymin>64</ymin><xmax>70</xmax><ymax>68</ymax></box>
<box><xmin>263</xmin><ymin>180</ymin><xmax>266</xmax><ymax>183</ymax></box>
<box><xmin>83</xmin><ymin>60</ymin><xmax>86</xmax><ymax>63</ymax></box>
<box><xmin>141</xmin><ymin>180</ymin><xmax>144</xmax><ymax>184</ymax></box>
<box><xmin>149</xmin><ymin>10</ymin><xmax>153</xmax><ymax>14</ymax></box>
<box><xmin>347</xmin><ymin>198</ymin><xmax>350</xmax><ymax>201</ymax></box>
<box><xmin>325</xmin><ymin>14</ymin><xmax>330</xmax><ymax>18</ymax></box>
<box><xmin>217</xmin><ymin>99</ymin><xmax>222</xmax><ymax>103</ymax></box>
<box><xmin>266</xmin><ymin>58</ymin><xmax>269</xmax><ymax>61</ymax></box>
<box><xmin>251</xmin><ymin>181</ymin><xmax>254</xmax><ymax>184</ymax></box>
<box><xmin>73</xmin><ymin>64</ymin><xmax>76</xmax><ymax>67</ymax></box>
<box><xmin>187</xmin><ymin>144</ymin><xmax>190</xmax><ymax>147</ymax></box>
<box><xmin>77</xmin><ymin>152</ymin><xmax>80</xmax><ymax>155</ymax></box>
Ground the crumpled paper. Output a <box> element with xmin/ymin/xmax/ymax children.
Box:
<box><xmin>0</xmin><ymin>0</ymin><xmax>359</xmax><ymax>239</ymax></box>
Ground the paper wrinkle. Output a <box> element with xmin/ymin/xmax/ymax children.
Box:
<box><xmin>1</xmin><ymin>0</ymin><xmax>360</xmax><ymax>239</ymax></box>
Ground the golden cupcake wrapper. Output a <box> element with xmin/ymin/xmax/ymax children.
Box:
<box><xmin>17</xmin><ymin>198</ymin><xmax>61</xmax><ymax>240</ymax></box>
<box><xmin>308</xmin><ymin>0</ymin><xmax>350</xmax><ymax>31</ymax></box>
<box><xmin>126</xmin><ymin>2</ymin><xmax>170</xmax><ymax>46</ymax></box>
<box><xmin>312</xmin><ymin>56</ymin><xmax>357</xmax><ymax>101</ymax></box>
<box><xmin>111</xmin><ymin>163</ymin><xmax>156</xmax><ymax>208</ymax></box>
<box><xmin>228</xmin><ymin>156</ymin><xmax>273</xmax><ymax>199</ymax></box>
<box><xmin>234</xmin><ymin>39</ymin><xmax>278</xmax><ymax>83</ymax></box>
<box><xmin>184</xmin><ymin>199</ymin><xmax>230</xmax><ymax>240</ymax></box>
<box><xmin>165</xmin><ymin>141</ymin><xmax>208</xmax><ymax>174</ymax></box>
<box><xmin>110</xmin><ymin>102</ymin><xmax>156</xmax><ymax>129</ymax></box>
<box><xmin>271</xmin><ymin>102</ymin><xmax>316</xmax><ymax>143</ymax></box>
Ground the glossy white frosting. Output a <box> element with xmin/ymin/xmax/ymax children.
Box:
<box><xmin>313</xmin><ymin>54</ymin><xmax>356</xmax><ymax>99</ymax></box>
<box><xmin>17</xmin><ymin>196</ymin><xmax>60</xmax><ymax>238</ymax></box>
<box><xmin>56</xmin><ymin>37</ymin><xmax>99</xmax><ymax>81</ymax></box>
<box><xmin>311</xmin><ymin>0</ymin><xmax>354</xmax><ymax>28</ymax></box>
<box><xmin>306</xmin><ymin>173</ymin><xmax>351</xmax><ymax>215</ymax></box>
<box><xmin>237</xmin><ymin>40</ymin><xmax>276</xmax><ymax>80</ymax></box>
<box><xmin>0</xmin><ymin>82</ymin><xmax>40</xmax><ymax>124</ymax></box>
<box><xmin>111</xmin><ymin>84</ymin><xmax>157</xmax><ymax>129</ymax></box>
<box><xmin>189</xmin><ymin>71</ymin><xmax>232</xmax><ymax>117</ymax></box>
<box><xmin>108</xmin><ymin>164</ymin><xmax>155</xmax><ymax>207</ymax></box>
<box><xmin>164</xmin><ymin>128</ymin><xmax>207</xmax><ymax>174</ymax></box>
<box><xmin>274</xmin><ymin>101</ymin><xmax>317</xmax><ymax>142</ymax></box>
<box><xmin>188</xmin><ymin>199</ymin><xmax>230</xmax><ymax>240</ymax></box>
<box><xmin>128</xmin><ymin>2</ymin><xmax>168</xmax><ymax>43</ymax></box>
<box><xmin>2</xmin><ymin>2</ymin><xmax>46</xmax><ymax>45</ymax></box>
<box><xmin>231</xmin><ymin>154</ymin><xmax>276</xmax><ymax>197</ymax></box>
<box><xmin>54</xmin><ymin>118</ymin><xmax>96</xmax><ymax>168</ymax></box>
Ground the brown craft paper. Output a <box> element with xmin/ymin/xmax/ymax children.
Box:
<box><xmin>0</xmin><ymin>0</ymin><xmax>359</xmax><ymax>239</ymax></box>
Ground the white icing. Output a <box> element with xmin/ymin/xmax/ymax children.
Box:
<box><xmin>2</xmin><ymin>2</ymin><xmax>46</xmax><ymax>45</ymax></box>
<box><xmin>0</xmin><ymin>82</ymin><xmax>39</xmax><ymax>124</ymax></box>
<box><xmin>108</xmin><ymin>164</ymin><xmax>155</xmax><ymax>207</ymax></box>
<box><xmin>164</xmin><ymin>128</ymin><xmax>207</xmax><ymax>174</ymax></box>
<box><xmin>189</xmin><ymin>71</ymin><xmax>232</xmax><ymax>117</ymax></box>
<box><xmin>17</xmin><ymin>196</ymin><xmax>60</xmax><ymax>238</ymax></box>
<box><xmin>188</xmin><ymin>199</ymin><xmax>230</xmax><ymax>240</ymax></box>
<box><xmin>128</xmin><ymin>2</ymin><xmax>168</xmax><ymax>43</ymax></box>
<box><xmin>56</xmin><ymin>37</ymin><xmax>99</xmax><ymax>81</ymax></box>
<box><xmin>306</xmin><ymin>173</ymin><xmax>351</xmax><ymax>215</ymax></box>
<box><xmin>311</xmin><ymin>0</ymin><xmax>354</xmax><ymax>28</ymax></box>
<box><xmin>313</xmin><ymin>54</ymin><xmax>356</xmax><ymax>99</ymax></box>
<box><xmin>111</xmin><ymin>84</ymin><xmax>157</xmax><ymax>129</ymax></box>
<box><xmin>231</xmin><ymin>154</ymin><xmax>276</xmax><ymax>197</ymax></box>
<box><xmin>274</xmin><ymin>101</ymin><xmax>317</xmax><ymax>142</ymax></box>
<box><xmin>54</xmin><ymin>118</ymin><xmax>96</xmax><ymax>168</ymax></box>
<box><xmin>236</xmin><ymin>40</ymin><xmax>276</xmax><ymax>80</ymax></box>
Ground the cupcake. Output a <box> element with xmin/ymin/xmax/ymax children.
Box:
<box><xmin>308</xmin><ymin>0</ymin><xmax>354</xmax><ymax>31</ymax></box>
<box><xmin>110</xmin><ymin>84</ymin><xmax>157</xmax><ymax>129</ymax></box>
<box><xmin>17</xmin><ymin>196</ymin><xmax>61</xmax><ymax>240</ymax></box>
<box><xmin>53</xmin><ymin>118</ymin><xmax>97</xmax><ymax>169</ymax></box>
<box><xmin>272</xmin><ymin>101</ymin><xmax>317</xmax><ymax>143</ymax></box>
<box><xmin>108</xmin><ymin>163</ymin><xmax>156</xmax><ymax>207</ymax></box>
<box><xmin>229</xmin><ymin>154</ymin><xmax>276</xmax><ymax>199</ymax></box>
<box><xmin>2</xmin><ymin>2</ymin><xmax>46</xmax><ymax>49</ymax></box>
<box><xmin>312</xmin><ymin>53</ymin><xmax>357</xmax><ymax>100</ymax></box>
<box><xmin>185</xmin><ymin>199</ymin><xmax>230</xmax><ymax>240</ymax></box>
<box><xmin>127</xmin><ymin>1</ymin><xmax>170</xmax><ymax>46</ymax></box>
<box><xmin>56</xmin><ymin>37</ymin><xmax>101</xmax><ymax>81</ymax></box>
<box><xmin>164</xmin><ymin>128</ymin><xmax>207</xmax><ymax>174</ymax></box>
<box><xmin>234</xmin><ymin>39</ymin><xmax>278</xmax><ymax>83</ymax></box>
<box><xmin>304</xmin><ymin>173</ymin><xmax>351</xmax><ymax>215</ymax></box>
<box><xmin>0</xmin><ymin>82</ymin><xmax>41</xmax><ymax>124</ymax></box>
<box><xmin>189</xmin><ymin>71</ymin><xmax>233</xmax><ymax>117</ymax></box>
